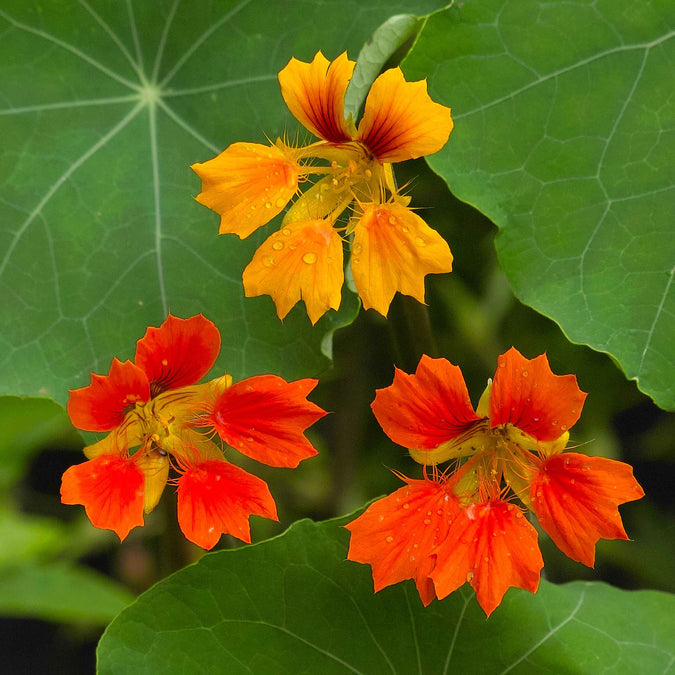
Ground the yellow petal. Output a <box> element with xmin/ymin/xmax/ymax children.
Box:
<box><xmin>351</xmin><ymin>202</ymin><xmax>453</xmax><ymax>316</ymax></box>
<box><xmin>83</xmin><ymin>418</ymin><xmax>142</xmax><ymax>459</ymax></box>
<box><xmin>278</xmin><ymin>51</ymin><xmax>356</xmax><ymax>142</ymax></box>
<box><xmin>136</xmin><ymin>452</ymin><xmax>170</xmax><ymax>514</ymax></box>
<box><xmin>243</xmin><ymin>220</ymin><xmax>344</xmax><ymax>324</ymax></box>
<box><xmin>191</xmin><ymin>141</ymin><xmax>299</xmax><ymax>238</ymax></box>
<box><xmin>357</xmin><ymin>67</ymin><xmax>453</xmax><ymax>162</ymax></box>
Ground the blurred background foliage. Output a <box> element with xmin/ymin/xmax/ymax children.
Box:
<box><xmin>2</xmin><ymin>161</ymin><xmax>672</xmax><ymax>670</ymax></box>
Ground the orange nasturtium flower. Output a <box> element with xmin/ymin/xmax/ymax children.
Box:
<box><xmin>61</xmin><ymin>314</ymin><xmax>325</xmax><ymax>550</ymax></box>
<box><xmin>191</xmin><ymin>51</ymin><xmax>454</xmax><ymax>324</ymax></box>
<box><xmin>346</xmin><ymin>348</ymin><xmax>644</xmax><ymax>616</ymax></box>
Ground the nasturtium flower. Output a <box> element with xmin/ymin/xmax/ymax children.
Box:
<box><xmin>61</xmin><ymin>314</ymin><xmax>325</xmax><ymax>549</ymax></box>
<box><xmin>346</xmin><ymin>348</ymin><xmax>644</xmax><ymax>616</ymax></box>
<box><xmin>192</xmin><ymin>51</ymin><xmax>454</xmax><ymax>324</ymax></box>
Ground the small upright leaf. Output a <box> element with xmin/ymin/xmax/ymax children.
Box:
<box><xmin>98</xmin><ymin>513</ymin><xmax>675</xmax><ymax>674</ymax></box>
<box><xmin>405</xmin><ymin>0</ymin><xmax>675</xmax><ymax>409</ymax></box>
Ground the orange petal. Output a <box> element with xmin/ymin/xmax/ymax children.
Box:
<box><xmin>351</xmin><ymin>202</ymin><xmax>453</xmax><ymax>316</ymax></box>
<box><xmin>61</xmin><ymin>454</ymin><xmax>145</xmax><ymax>540</ymax></box>
<box><xmin>345</xmin><ymin>475</ymin><xmax>461</xmax><ymax>606</ymax></box>
<box><xmin>490</xmin><ymin>348</ymin><xmax>587</xmax><ymax>442</ymax></box>
<box><xmin>134</xmin><ymin>314</ymin><xmax>221</xmax><ymax>395</ymax></box>
<box><xmin>208</xmin><ymin>375</ymin><xmax>325</xmax><ymax>468</ymax></box>
<box><xmin>242</xmin><ymin>219</ymin><xmax>344</xmax><ymax>324</ymax></box>
<box><xmin>67</xmin><ymin>359</ymin><xmax>149</xmax><ymax>432</ymax></box>
<box><xmin>177</xmin><ymin>459</ymin><xmax>278</xmax><ymax>549</ymax></box>
<box><xmin>431</xmin><ymin>499</ymin><xmax>543</xmax><ymax>617</ymax></box>
<box><xmin>371</xmin><ymin>355</ymin><xmax>481</xmax><ymax>451</ymax></box>
<box><xmin>529</xmin><ymin>453</ymin><xmax>644</xmax><ymax>567</ymax></box>
<box><xmin>357</xmin><ymin>67</ymin><xmax>453</xmax><ymax>162</ymax></box>
<box><xmin>191</xmin><ymin>141</ymin><xmax>300</xmax><ymax>238</ymax></box>
<box><xmin>278</xmin><ymin>51</ymin><xmax>355</xmax><ymax>143</ymax></box>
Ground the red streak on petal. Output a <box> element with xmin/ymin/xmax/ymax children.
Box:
<box><xmin>135</xmin><ymin>314</ymin><xmax>221</xmax><ymax>395</ymax></box>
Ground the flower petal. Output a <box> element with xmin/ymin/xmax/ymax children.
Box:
<box><xmin>490</xmin><ymin>348</ymin><xmax>587</xmax><ymax>442</ymax></box>
<box><xmin>208</xmin><ymin>375</ymin><xmax>325</xmax><ymax>468</ymax></box>
<box><xmin>191</xmin><ymin>141</ymin><xmax>300</xmax><ymax>238</ymax></box>
<box><xmin>242</xmin><ymin>219</ymin><xmax>344</xmax><ymax>324</ymax></box>
<box><xmin>278</xmin><ymin>51</ymin><xmax>355</xmax><ymax>143</ymax></box>
<box><xmin>177</xmin><ymin>459</ymin><xmax>278</xmax><ymax>549</ymax></box>
<box><xmin>134</xmin><ymin>314</ymin><xmax>221</xmax><ymax>395</ymax></box>
<box><xmin>351</xmin><ymin>202</ymin><xmax>453</xmax><ymax>316</ymax></box>
<box><xmin>345</xmin><ymin>475</ymin><xmax>461</xmax><ymax>606</ymax></box>
<box><xmin>61</xmin><ymin>454</ymin><xmax>145</xmax><ymax>540</ymax></box>
<box><xmin>431</xmin><ymin>499</ymin><xmax>543</xmax><ymax>617</ymax></box>
<box><xmin>357</xmin><ymin>67</ymin><xmax>453</xmax><ymax>162</ymax></box>
<box><xmin>529</xmin><ymin>453</ymin><xmax>644</xmax><ymax>567</ymax></box>
<box><xmin>371</xmin><ymin>355</ymin><xmax>481</xmax><ymax>453</ymax></box>
<box><xmin>67</xmin><ymin>359</ymin><xmax>149</xmax><ymax>432</ymax></box>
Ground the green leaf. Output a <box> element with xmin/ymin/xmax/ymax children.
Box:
<box><xmin>0</xmin><ymin>562</ymin><xmax>134</xmax><ymax>625</ymax></box>
<box><xmin>404</xmin><ymin>0</ymin><xmax>675</xmax><ymax>410</ymax></box>
<box><xmin>98</xmin><ymin>514</ymin><xmax>675</xmax><ymax>674</ymax></box>
<box><xmin>0</xmin><ymin>0</ymin><xmax>444</xmax><ymax>405</ymax></box>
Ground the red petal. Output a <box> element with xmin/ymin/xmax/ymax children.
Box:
<box><xmin>177</xmin><ymin>459</ymin><xmax>278</xmax><ymax>549</ymax></box>
<box><xmin>67</xmin><ymin>359</ymin><xmax>149</xmax><ymax>432</ymax></box>
<box><xmin>60</xmin><ymin>454</ymin><xmax>144</xmax><ymax>540</ymax></box>
<box><xmin>345</xmin><ymin>476</ymin><xmax>461</xmax><ymax>606</ymax></box>
<box><xmin>209</xmin><ymin>375</ymin><xmax>325</xmax><ymax>468</ymax></box>
<box><xmin>134</xmin><ymin>314</ymin><xmax>221</xmax><ymax>395</ymax></box>
<box><xmin>371</xmin><ymin>355</ymin><xmax>481</xmax><ymax>451</ymax></box>
<box><xmin>529</xmin><ymin>452</ymin><xmax>644</xmax><ymax>566</ymax></box>
<box><xmin>490</xmin><ymin>348</ymin><xmax>587</xmax><ymax>442</ymax></box>
<box><xmin>431</xmin><ymin>499</ymin><xmax>543</xmax><ymax>617</ymax></box>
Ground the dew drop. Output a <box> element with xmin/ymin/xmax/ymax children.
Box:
<box><xmin>415</xmin><ymin>237</ymin><xmax>426</xmax><ymax>247</ymax></box>
<box><xmin>570</xmin><ymin>478</ymin><xmax>575</xmax><ymax>484</ymax></box>
<box><xmin>388</xmin><ymin>216</ymin><xmax>397</xmax><ymax>225</ymax></box>
<box><xmin>552</xmin><ymin>419</ymin><xmax>558</xmax><ymax>426</ymax></box>
<box><xmin>410</xmin><ymin>555</ymin><xmax>416</xmax><ymax>562</ymax></box>
<box><xmin>532</xmin><ymin>416</ymin><xmax>540</xmax><ymax>423</ymax></box>
<box><xmin>516</xmin><ymin>512</ymin><xmax>523</xmax><ymax>518</ymax></box>
<box><xmin>353</xmin><ymin>243</ymin><xmax>362</xmax><ymax>254</ymax></box>
<box><xmin>272</xmin><ymin>241</ymin><xmax>284</xmax><ymax>251</ymax></box>
<box><xmin>423</xmin><ymin>519</ymin><xmax>431</xmax><ymax>525</ymax></box>
<box><xmin>378</xmin><ymin>515</ymin><xmax>384</xmax><ymax>522</ymax></box>
<box><xmin>161</xmin><ymin>359</ymin><xmax>168</xmax><ymax>366</ymax></box>
<box><xmin>264</xmin><ymin>201</ymin><xmax>273</xmax><ymax>209</ymax></box>
<box><xmin>560</xmin><ymin>424</ymin><xmax>567</xmax><ymax>431</ymax></box>
<box><xmin>250</xmin><ymin>204</ymin><xmax>257</xmax><ymax>210</ymax></box>
<box><xmin>282</xmin><ymin>228</ymin><xmax>292</xmax><ymax>236</ymax></box>
<box><xmin>386</xmin><ymin>535</ymin><xmax>394</xmax><ymax>543</ymax></box>
<box><xmin>522</xmin><ymin>370</ymin><xmax>529</xmax><ymax>377</ymax></box>
<box><xmin>263</xmin><ymin>256</ymin><xmax>275</xmax><ymax>267</ymax></box>
<box><xmin>401</xmin><ymin>226</ymin><xmax>409</xmax><ymax>233</ymax></box>
<box><xmin>403</xmin><ymin>503</ymin><xmax>410</xmax><ymax>510</ymax></box>
<box><xmin>275</xmin><ymin>197</ymin><xmax>286</xmax><ymax>208</ymax></box>
<box><xmin>499</xmin><ymin>360</ymin><xmax>506</xmax><ymax>368</ymax></box>
<box><xmin>302</xmin><ymin>252</ymin><xmax>317</xmax><ymax>264</ymax></box>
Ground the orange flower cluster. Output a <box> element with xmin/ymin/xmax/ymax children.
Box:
<box><xmin>192</xmin><ymin>51</ymin><xmax>454</xmax><ymax>323</ymax></box>
<box><xmin>61</xmin><ymin>314</ymin><xmax>325</xmax><ymax>550</ymax></box>
<box><xmin>346</xmin><ymin>349</ymin><xmax>644</xmax><ymax>616</ymax></box>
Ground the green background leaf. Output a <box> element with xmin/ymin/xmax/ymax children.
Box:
<box><xmin>404</xmin><ymin>0</ymin><xmax>675</xmax><ymax>410</ymax></box>
<box><xmin>98</xmin><ymin>513</ymin><xmax>675</xmax><ymax>674</ymax></box>
<box><xmin>0</xmin><ymin>0</ymin><xmax>444</xmax><ymax>405</ymax></box>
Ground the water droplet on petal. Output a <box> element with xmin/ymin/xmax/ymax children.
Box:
<box><xmin>263</xmin><ymin>256</ymin><xmax>275</xmax><ymax>267</ymax></box>
<box><xmin>403</xmin><ymin>503</ymin><xmax>410</xmax><ymax>510</ymax></box>
<box><xmin>282</xmin><ymin>228</ymin><xmax>292</xmax><ymax>236</ymax></box>
<box><xmin>302</xmin><ymin>252</ymin><xmax>317</xmax><ymax>264</ymax></box>
<box><xmin>272</xmin><ymin>241</ymin><xmax>284</xmax><ymax>251</ymax></box>
<box><xmin>415</xmin><ymin>237</ymin><xmax>426</xmax><ymax>246</ymax></box>
<box><xmin>388</xmin><ymin>216</ymin><xmax>396</xmax><ymax>225</ymax></box>
<box><xmin>423</xmin><ymin>519</ymin><xmax>431</xmax><ymax>525</ymax></box>
<box><xmin>522</xmin><ymin>370</ymin><xmax>529</xmax><ymax>377</ymax></box>
<box><xmin>386</xmin><ymin>535</ymin><xmax>394</xmax><ymax>543</ymax></box>
<box><xmin>275</xmin><ymin>198</ymin><xmax>286</xmax><ymax>207</ymax></box>
<box><xmin>353</xmin><ymin>243</ymin><xmax>362</xmax><ymax>254</ymax></box>
<box><xmin>264</xmin><ymin>201</ymin><xmax>272</xmax><ymax>209</ymax></box>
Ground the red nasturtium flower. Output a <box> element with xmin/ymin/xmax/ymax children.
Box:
<box><xmin>346</xmin><ymin>348</ymin><xmax>644</xmax><ymax>616</ymax></box>
<box><xmin>61</xmin><ymin>314</ymin><xmax>325</xmax><ymax>550</ymax></box>
<box><xmin>191</xmin><ymin>51</ymin><xmax>454</xmax><ymax>324</ymax></box>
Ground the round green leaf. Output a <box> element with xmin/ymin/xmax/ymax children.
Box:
<box><xmin>98</xmin><ymin>513</ymin><xmax>675</xmax><ymax>674</ymax></box>
<box><xmin>0</xmin><ymin>0</ymin><xmax>444</xmax><ymax>405</ymax></box>
<box><xmin>404</xmin><ymin>0</ymin><xmax>675</xmax><ymax>410</ymax></box>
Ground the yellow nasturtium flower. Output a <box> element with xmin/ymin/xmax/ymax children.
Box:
<box><xmin>192</xmin><ymin>51</ymin><xmax>454</xmax><ymax>323</ymax></box>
